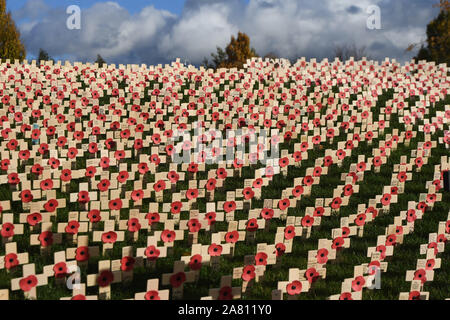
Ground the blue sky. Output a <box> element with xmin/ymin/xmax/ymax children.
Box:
<box><xmin>6</xmin><ymin>0</ymin><xmax>441</xmax><ymax>66</ymax></box>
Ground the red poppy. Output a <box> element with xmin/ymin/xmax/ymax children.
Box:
<box><xmin>286</xmin><ymin>281</ymin><xmax>302</xmax><ymax>295</ymax></box>
<box><xmin>314</xmin><ymin>207</ymin><xmax>325</xmax><ymax>217</ymax></box>
<box><xmin>386</xmin><ymin>234</ymin><xmax>397</xmax><ymax>246</ymax></box>
<box><xmin>4</xmin><ymin>253</ymin><xmax>19</xmax><ymax>270</ymax></box>
<box><xmin>217</xmin><ymin>168</ymin><xmax>227</xmax><ymax>179</ymax></box>
<box><xmin>242</xmin><ymin>187</ymin><xmax>255</xmax><ymax>200</ymax></box>
<box><xmin>38</xmin><ymin>231</ymin><xmax>53</xmax><ymax>247</ymax></box>
<box><xmin>170</xmin><ymin>272</ymin><xmax>186</xmax><ymax>288</ymax></box>
<box><xmin>87</xmin><ymin>209</ymin><xmax>101</xmax><ymax>223</ymax></box>
<box><xmin>355</xmin><ymin>213</ymin><xmax>366</xmax><ymax>226</ymax></box>
<box><xmin>260</xmin><ymin>208</ymin><xmax>274</xmax><ymax>220</ymax></box>
<box><xmin>186</xmin><ymin>188</ymin><xmax>199</xmax><ymax>200</ymax></box>
<box><xmin>153</xmin><ymin>180</ymin><xmax>166</xmax><ymax>192</ymax></box>
<box><xmin>208</xmin><ymin>243</ymin><xmax>223</xmax><ymax>256</ymax></box>
<box><xmin>205</xmin><ymin>212</ymin><xmax>216</xmax><ymax>225</ymax></box>
<box><xmin>332</xmin><ymin>237</ymin><xmax>344</xmax><ymax>249</ymax></box>
<box><xmin>189</xmin><ymin>254</ymin><xmax>202</xmax><ymax>271</ymax></box>
<box><xmin>131</xmin><ymin>189</ymin><xmax>144</xmax><ymax>202</ymax></box>
<box><xmin>339</xmin><ymin>292</ymin><xmax>353</xmax><ymax>300</ymax></box>
<box><xmin>301</xmin><ymin>215</ymin><xmax>314</xmax><ymax>227</ymax></box>
<box><xmin>97</xmin><ymin>270</ymin><xmax>114</xmax><ymax>287</ymax></box>
<box><xmin>102</xmin><ymin>231</ymin><xmax>117</xmax><ymax>244</ymax></box>
<box><xmin>75</xmin><ymin>246</ymin><xmax>90</xmax><ymax>262</ymax></box>
<box><xmin>242</xmin><ymin>265</ymin><xmax>256</xmax><ymax>281</ymax></box>
<box><xmin>373</xmin><ymin>156</ymin><xmax>382</xmax><ymax>167</ymax></box>
<box><xmin>7</xmin><ymin>172</ymin><xmax>20</xmax><ymax>185</ymax></box>
<box><xmin>275</xmin><ymin>242</ymin><xmax>286</xmax><ymax>257</ymax></box>
<box><xmin>408</xmin><ymin>291</ymin><xmax>421</xmax><ymax>300</ymax></box>
<box><xmin>53</xmin><ymin>262</ymin><xmax>68</xmax><ymax>278</ymax></box>
<box><xmin>121</xmin><ymin>256</ymin><xmax>135</xmax><ymax>271</ymax></box>
<box><xmin>61</xmin><ymin>169</ymin><xmax>72</xmax><ymax>182</ymax></box>
<box><xmin>72</xmin><ymin>294</ymin><xmax>87</xmax><ymax>300</ymax></box>
<box><xmin>223</xmin><ymin>201</ymin><xmax>236</xmax><ymax>213</ymax></box>
<box><xmin>351</xmin><ymin>275</ymin><xmax>366</xmax><ymax>291</ymax></box>
<box><xmin>145</xmin><ymin>245</ymin><xmax>160</xmax><ymax>261</ymax></box>
<box><xmin>316</xmin><ymin>248</ymin><xmax>328</xmax><ymax>264</ymax></box>
<box><xmin>171</xmin><ymin>201</ymin><xmax>182</xmax><ymax>214</ymax></box>
<box><xmin>65</xmin><ymin>220</ymin><xmax>80</xmax><ymax>235</ymax></box>
<box><xmin>381</xmin><ymin>193</ymin><xmax>391</xmax><ymax>206</ymax></box>
<box><xmin>117</xmin><ymin>171</ymin><xmax>129</xmax><ymax>183</ymax></box>
<box><xmin>255</xmin><ymin>252</ymin><xmax>268</xmax><ymax>266</ymax></box>
<box><xmin>78</xmin><ymin>191</ymin><xmax>90</xmax><ymax>204</ymax></box>
<box><xmin>331</xmin><ymin>197</ymin><xmax>342</xmax><ymax>210</ymax></box>
<box><xmin>40</xmin><ymin>179</ymin><xmax>53</xmax><ymax>190</ymax></box>
<box><xmin>141</xmin><ymin>289</ymin><xmax>160</xmax><ymax>300</ymax></box>
<box><xmin>167</xmin><ymin>171</ymin><xmax>179</xmax><ymax>183</ymax></box>
<box><xmin>292</xmin><ymin>185</ymin><xmax>304</xmax><ymax>198</ymax></box>
<box><xmin>279</xmin><ymin>198</ymin><xmax>290</xmax><ymax>211</ymax></box>
<box><xmin>1</xmin><ymin>222</ymin><xmax>14</xmax><ymax>238</ymax></box>
<box><xmin>161</xmin><ymin>229</ymin><xmax>176</xmax><ymax>243</ymax></box>
<box><xmin>146</xmin><ymin>212</ymin><xmax>160</xmax><ymax>226</ymax></box>
<box><xmin>413</xmin><ymin>269</ymin><xmax>427</xmax><ymax>284</ymax></box>
<box><xmin>128</xmin><ymin>218</ymin><xmax>141</xmax><ymax>232</ymax></box>
<box><xmin>85</xmin><ymin>166</ymin><xmax>96</xmax><ymax>178</ymax></box>
<box><xmin>19</xmin><ymin>275</ymin><xmax>38</xmax><ymax>292</ymax></box>
<box><xmin>305</xmin><ymin>267</ymin><xmax>320</xmax><ymax>284</ymax></box>
<box><xmin>109</xmin><ymin>198</ymin><xmax>122</xmax><ymax>211</ymax></box>
<box><xmin>284</xmin><ymin>226</ymin><xmax>295</xmax><ymax>240</ymax></box>
<box><xmin>225</xmin><ymin>231</ymin><xmax>239</xmax><ymax>243</ymax></box>
<box><xmin>218</xmin><ymin>286</ymin><xmax>233</xmax><ymax>300</ymax></box>
<box><xmin>246</xmin><ymin>219</ymin><xmax>258</xmax><ymax>232</ymax></box>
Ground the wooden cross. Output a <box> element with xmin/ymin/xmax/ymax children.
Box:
<box><xmin>161</xmin><ymin>260</ymin><xmax>196</xmax><ymax>300</ymax></box>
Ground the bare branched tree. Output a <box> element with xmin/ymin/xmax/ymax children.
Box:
<box><xmin>334</xmin><ymin>43</ymin><xmax>370</xmax><ymax>62</ymax></box>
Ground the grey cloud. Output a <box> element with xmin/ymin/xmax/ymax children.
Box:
<box><xmin>14</xmin><ymin>0</ymin><xmax>441</xmax><ymax>66</ymax></box>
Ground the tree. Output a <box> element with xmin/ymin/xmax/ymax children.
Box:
<box><xmin>38</xmin><ymin>48</ymin><xmax>51</xmax><ymax>63</ymax></box>
<box><xmin>410</xmin><ymin>1</ymin><xmax>450</xmax><ymax>64</ymax></box>
<box><xmin>334</xmin><ymin>43</ymin><xmax>370</xmax><ymax>62</ymax></box>
<box><xmin>202</xmin><ymin>46</ymin><xmax>227</xmax><ymax>69</ymax></box>
<box><xmin>95</xmin><ymin>54</ymin><xmax>106</xmax><ymax>68</ymax></box>
<box><xmin>221</xmin><ymin>32</ymin><xmax>258</xmax><ymax>69</ymax></box>
<box><xmin>0</xmin><ymin>0</ymin><xmax>26</xmax><ymax>62</ymax></box>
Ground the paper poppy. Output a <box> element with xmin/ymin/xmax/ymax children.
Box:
<box><xmin>128</xmin><ymin>218</ymin><xmax>141</xmax><ymax>232</ymax></box>
<box><xmin>19</xmin><ymin>275</ymin><xmax>38</xmax><ymax>292</ymax></box>
<box><xmin>187</xmin><ymin>218</ymin><xmax>202</xmax><ymax>233</ymax></box>
<box><xmin>278</xmin><ymin>198</ymin><xmax>290</xmax><ymax>211</ymax></box>
<box><xmin>284</xmin><ymin>226</ymin><xmax>295</xmax><ymax>240</ymax></box>
<box><xmin>339</xmin><ymin>292</ymin><xmax>353</xmax><ymax>300</ymax></box>
<box><xmin>316</xmin><ymin>248</ymin><xmax>329</xmax><ymax>264</ymax></box>
<box><xmin>161</xmin><ymin>229</ymin><xmax>176</xmax><ymax>243</ymax></box>
<box><xmin>75</xmin><ymin>246</ymin><xmax>90</xmax><ymax>262</ymax></box>
<box><xmin>355</xmin><ymin>213</ymin><xmax>366</xmax><ymax>226</ymax></box>
<box><xmin>351</xmin><ymin>276</ymin><xmax>366</xmax><ymax>292</ymax></box>
<box><xmin>413</xmin><ymin>269</ymin><xmax>427</xmax><ymax>284</ymax></box>
<box><xmin>97</xmin><ymin>270</ymin><xmax>114</xmax><ymax>287</ymax></box>
<box><xmin>292</xmin><ymin>185</ymin><xmax>304</xmax><ymax>198</ymax></box>
<box><xmin>189</xmin><ymin>254</ymin><xmax>202</xmax><ymax>270</ymax></box>
<box><xmin>186</xmin><ymin>188</ymin><xmax>199</xmax><ymax>200</ymax></box>
<box><xmin>4</xmin><ymin>253</ymin><xmax>19</xmax><ymax>270</ymax></box>
<box><xmin>205</xmin><ymin>212</ymin><xmax>216</xmax><ymax>225</ymax></box>
<box><xmin>301</xmin><ymin>215</ymin><xmax>314</xmax><ymax>227</ymax></box>
<box><xmin>121</xmin><ymin>256</ymin><xmax>135</xmax><ymax>271</ymax></box>
<box><xmin>145</xmin><ymin>245</ymin><xmax>160</xmax><ymax>261</ymax></box>
<box><xmin>1</xmin><ymin>223</ymin><xmax>15</xmax><ymax>238</ymax></box>
<box><xmin>218</xmin><ymin>286</ymin><xmax>233</xmax><ymax>300</ymax></box>
<box><xmin>246</xmin><ymin>218</ymin><xmax>258</xmax><ymax>232</ymax></box>
<box><xmin>332</xmin><ymin>237</ymin><xmax>344</xmax><ymax>249</ymax></box>
<box><xmin>381</xmin><ymin>193</ymin><xmax>391</xmax><ymax>206</ymax></box>
<box><xmin>38</xmin><ymin>231</ymin><xmax>53</xmax><ymax>247</ymax></box>
<box><xmin>208</xmin><ymin>243</ymin><xmax>223</xmax><ymax>256</ymax></box>
<box><xmin>102</xmin><ymin>231</ymin><xmax>117</xmax><ymax>244</ymax></box>
<box><xmin>331</xmin><ymin>197</ymin><xmax>342</xmax><ymax>210</ymax></box>
<box><xmin>153</xmin><ymin>180</ymin><xmax>166</xmax><ymax>192</ymax></box>
<box><xmin>216</xmin><ymin>168</ymin><xmax>227</xmax><ymax>179</ymax></box>
<box><xmin>109</xmin><ymin>198</ymin><xmax>122</xmax><ymax>211</ymax></box>
<box><xmin>286</xmin><ymin>281</ymin><xmax>302</xmax><ymax>295</ymax></box>
<box><xmin>65</xmin><ymin>220</ymin><xmax>80</xmax><ymax>235</ymax></box>
<box><xmin>242</xmin><ymin>265</ymin><xmax>256</xmax><ymax>282</ymax></box>
<box><xmin>170</xmin><ymin>272</ymin><xmax>186</xmax><ymax>288</ymax></box>
<box><xmin>255</xmin><ymin>252</ymin><xmax>268</xmax><ymax>266</ymax></box>
<box><xmin>146</xmin><ymin>212</ymin><xmax>160</xmax><ymax>226</ymax></box>
<box><xmin>223</xmin><ymin>201</ymin><xmax>236</xmax><ymax>213</ymax></box>
<box><xmin>167</xmin><ymin>171</ymin><xmax>179</xmax><ymax>183</ymax></box>
<box><xmin>314</xmin><ymin>207</ymin><xmax>325</xmax><ymax>217</ymax></box>
<box><xmin>408</xmin><ymin>291</ymin><xmax>421</xmax><ymax>300</ymax></box>
<box><xmin>71</xmin><ymin>294</ymin><xmax>87</xmax><ymax>300</ymax></box>
<box><xmin>225</xmin><ymin>231</ymin><xmax>239</xmax><ymax>243</ymax></box>
<box><xmin>145</xmin><ymin>291</ymin><xmax>160</xmax><ymax>300</ymax></box>
<box><xmin>171</xmin><ymin>201</ymin><xmax>182</xmax><ymax>214</ymax></box>
<box><xmin>386</xmin><ymin>234</ymin><xmax>397</xmax><ymax>246</ymax></box>
<box><xmin>131</xmin><ymin>189</ymin><xmax>144</xmax><ymax>202</ymax></box>
<box><xmin>305</xmin><ymin>267</ymin><xmax>320</xmax><ymax>284</ymax></box>
<box><xmin>78</xmin><ymin>191</ymin><xmax>90</xmax><ymax>204</ymax></box>
<box><xmin>117</xmin><ymin>171</ymin><xmax>129</xmax><ymax>183</ymax></box>
<box><xmin>53</xmin><ymin>262</ymin><xmax>68</xmax><ymax>278</ymax></box>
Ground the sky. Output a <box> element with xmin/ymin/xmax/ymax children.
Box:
<box><xmin>6</xmin><ymin>0</ymin><xmax>441</xmax><ymax>66</ymax></box>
